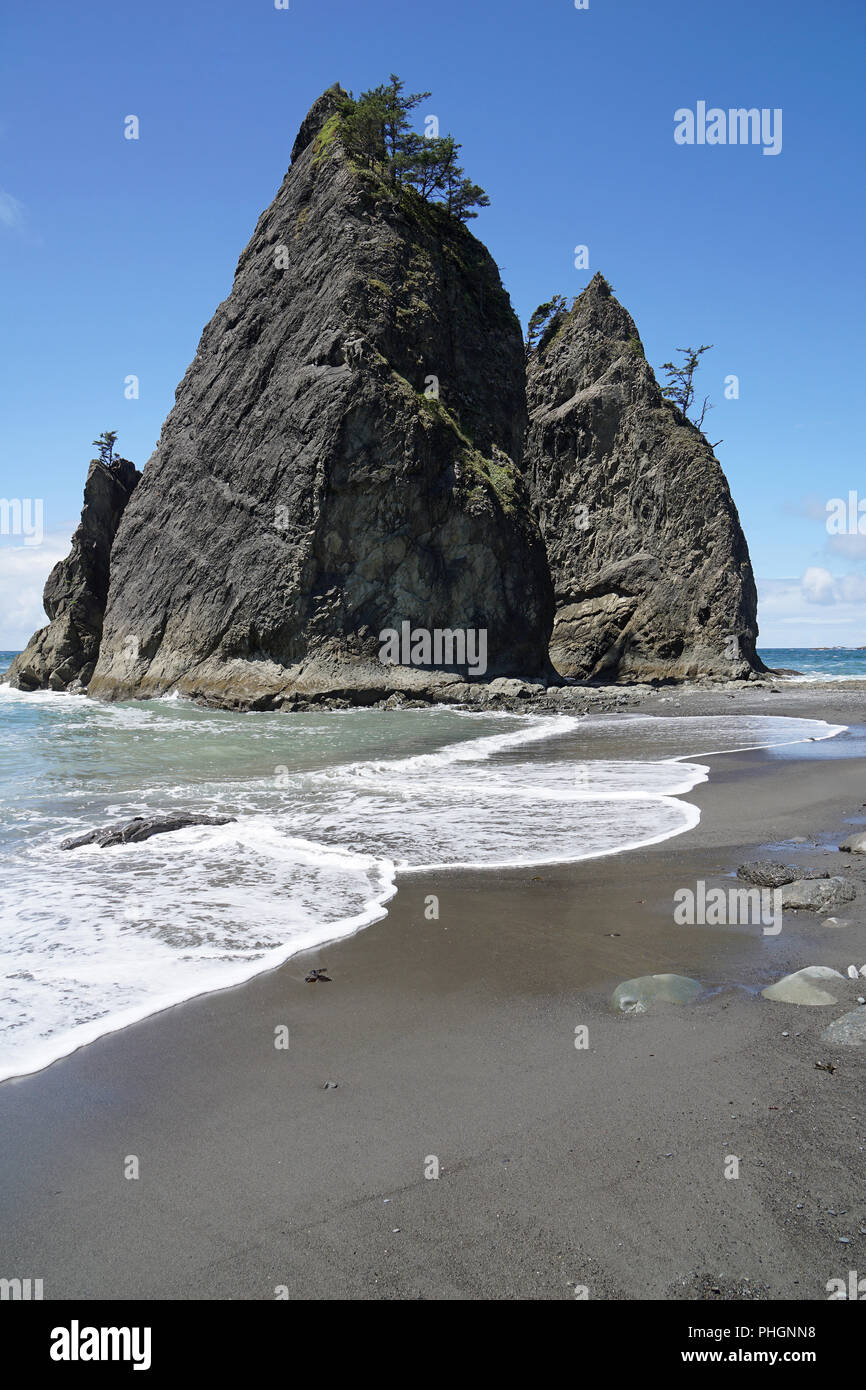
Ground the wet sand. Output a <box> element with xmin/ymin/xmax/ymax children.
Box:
<box><xmin>1</xmin><ymin>687</ymin><xmax>865</xmax><ymax>1300</ymax></box>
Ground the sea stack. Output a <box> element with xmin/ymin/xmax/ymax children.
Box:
<box><xmin>82</xmin><ymin>85</ymin><xmax>553</xmax><ymax>707</ymax></box>
<box><xmin>6</xmin><ymin>457</ymin><xmax>140</xmax><ymax>692</ymax></box>
<box><xmin>525</xmin><ymin>274</ymin><xmax>765</xmax><ymax>682</ymax></box>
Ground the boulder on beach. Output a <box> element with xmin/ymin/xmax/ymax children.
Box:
<box><xmin>761</xmin><ymin>966</ymin><xmax>846</xmax><ymax>1006</ymax></box>
<box><xmin>736</xmin><ymin>861</ymin><xmax>829</xmax><ymax>889</ymax></box>
<box><xmin>61</xmin><ymin>813</ymin><xmax>236</xmax><ymax>850</ymax></box>
<box><xmin>820</xmin><ymin>1008</ymin><xmax>866</xmax><ymax>1047</ymax></box>
<box><xmin>839</xmin><ymin>832</ymin><xmax>866</xmax><ymax>854</ymax></box>
<box><xmin>611</xmin><ymin>973</ymin><xmax>702</xmax><ymax>1014</ymax></box>
<box><xmin>779</xmin><ymin>877</ymin><xmax>855</xmax><ymax>912</ymax></box>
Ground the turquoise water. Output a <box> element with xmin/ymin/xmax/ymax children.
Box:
<box><xmin>760</xmin><ymin>649</ymin><xmax>866</xmax><ymax>681</ymax></box>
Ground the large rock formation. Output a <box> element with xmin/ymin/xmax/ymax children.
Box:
<box><xmin>6</xmin><ymin>458</ymin><xmax>140</xmax><ymax>692</ymax></box>
<box><xmin>526</xmin><ymin>274</ymin><xmax>765</xmax><ymax>682</ymax></box>
<box><xmin>83</xmin><ymin>85</ymin><xmax>553</xmax><ymax>706</ymax></box>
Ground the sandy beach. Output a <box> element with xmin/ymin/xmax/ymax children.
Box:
<box><xmin>2</xmin><ymin>685</ymin><xmax>865</xmax><ymax>1301</ymax></box>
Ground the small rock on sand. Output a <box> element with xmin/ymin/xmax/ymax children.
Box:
<box><xmin>737</xmin><ymin>861</ymin><xmax>828</xmax><ymax>889</ymax></box>
<box><xmin>761</xmin><ymin>966</ymin><xmax>846</xmax><ymax>1006</ymax></box>
<box><xmin>820</xmin><ymin>1009</ymin><xmax>866</xmax><ymax>1047</ymax></box>
<box><xmin>839</xmin><ymin>832</ymin><xmax>866</xmax><ymax>854</ymax></box>
<box><xmin>779</xmin><ymin>877</ymin><xmax>855</xmax><ymax>912</ymax></box>
<box><xmin>611</xmin><ymin>974</ymin><xmax>702</xmax><ymax>1013</ymax></box>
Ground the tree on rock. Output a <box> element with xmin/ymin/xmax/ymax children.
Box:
<box><xmin>526</xmin><ymin>296</ymin><xmax>568</xmax><ymax>355</ymax></box>
<box><xmin>91</xmin><ymin>431</ymin><xmax>119</xmax><ymax>467</ymax></box>
<box><xmin>337</xmin><ymin>74</ymin><xmax>490</xmax><ymax>221</ymax></box>
<box><xmin>661</xmin><ymin>345</ymin><xmax>713</xmax><ymax>429</ymax></box>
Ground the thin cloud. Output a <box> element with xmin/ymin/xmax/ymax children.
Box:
<box><xmin>0</xmin><ymin>188</ymin><xmax>24</xmax><ymax>230</ymax></box>
<box><xmin>826</xmin><ymin>533</ymin><xmax>866</xmax><ymax>560</ymax></box>
<box><xmin>781</xmin><ymin>494</ymin><xmax>828</xmax><ymax>522</ymax></box>
<box><xmin>756</xmin><ymin>573</ymin><xmax>866</xmax><ymax>646</ymax></box>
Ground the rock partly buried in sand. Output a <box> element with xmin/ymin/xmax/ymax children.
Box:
<box><xmin>839</xmin><ymin>832</ymin><xmax>866</xmax><ymax>854</ymax></box>
<box><xmin>820</xmin><ymin>1008</ymin><xmax>866</xmax><ymax>1047</ymax></box>
<box><xmin>779</xmin><ymin>877</ymin><xmax>855</xmax><ymax>912</ymax></box>
<box><xmin>61</xmin><ymin>813</ymin><xmax>236</xmax><ymax>850</ymax></box>
<box><xmin>737</xmin><ymin>861</ymin><xmax>829</xmax><ymax>888</ymax></box>
<box><xmin>611</xmin><ymin>973</ymin><xmax>702</xmax><ymax>1013</ymax></box>
<box><xmin>761</xmin><ymin>966</ymin><xmax>846</xmax><ymax>1006</ymax></box>
<box><xmin>822</xmin><ymin>917</ymin><xmax>854</xmax><ymax>929</ymax></box>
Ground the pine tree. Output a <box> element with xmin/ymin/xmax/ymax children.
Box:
<box><xmin>336</xmin><ymin>76</ymin><xmax>489</xmax><ymax>221</ymax></box>
<box><xmin>91</xmin><ymin>431</ymin><xmax>119</xmax><ymax>467</ymax></box>
<box><xmin>526</xmin><ymin>296</ymin><xmax>568</xmax><ymax>354</ymax></box>
<box><xmin>661</xmin><ymin>345</ymin><xmax>713</xmax><ymax>428</ymax></box>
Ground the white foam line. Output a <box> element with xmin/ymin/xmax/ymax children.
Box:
<box><xmin>667</xmin><ymin>717</ymin><xmax>847</xmax><ymax>763</ymax></box>
<box><xmin>0</xmin><ymin>861</ymin><xmax>398</xmax><ymax>1085</ymax></box>
<box><xmin>392</xmin><ymin>713</ymin><xmax>848</xmax><ymax>871</ymax></box>
<box><xmin>0</xmin><ymin>709</ymin><xmax>847</xmax><ymax>1084</ymax></box>
<box><xmin>400</xmin><ymin>795</ymin><xmax>702</xmax><ymax>873</ymax></box>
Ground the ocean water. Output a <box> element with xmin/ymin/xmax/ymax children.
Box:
<box><xmin>760</xmin><ymin>648</ymin><xmax>866</xmax><ymax>681</ymax></box>
<box><xmin>0</xmin><ymin>651</ymin><xmax>846</xmax><ymax>1082</ymax></box>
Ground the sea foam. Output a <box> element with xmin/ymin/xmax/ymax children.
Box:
<box><xmin>0</xmin><ymin>698</ymin><xmax>843</xmax><ymax>1082</ymax></box>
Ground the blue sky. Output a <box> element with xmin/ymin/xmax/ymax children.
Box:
<box><xmin>1</xmin><ymin>0</ymin><xmax>864</xmax><ymax>649</ymax></box>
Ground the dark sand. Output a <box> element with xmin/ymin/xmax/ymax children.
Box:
<box><xmin>2</xmin><ymin>686</ymin><xmax>866</xmax><ymax>1300</ymax></box>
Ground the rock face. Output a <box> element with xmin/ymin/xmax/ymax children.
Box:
<box><xmin>6</xmin><ymin>459</ymin><xmax>140</xmax><ymax>692</ymax></box>
<box><xmin>525</xmin><ymin>274</ymin><xmax>766</xmax><ymax>683</ymax></box>
<box><xmin>779</xmin><ymin>877</ymin><xmax>855</xmax><ymax>912</ymax></box>
<box><xmin>737</xmin><ymin>862</ymin><xmax>829</xmax><ymax>889</ymax></box>
<box><xmin>84</xmin><ymin>85</ymin><xmax>553</xmax><ymax>706</ymax></box>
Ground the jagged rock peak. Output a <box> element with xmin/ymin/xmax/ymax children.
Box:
<box><xmin>290</xmin><ymin>83</ymin><xmax>346</xmax><ymax>165</ymax></box>
<box><xmin>568</xmin><ymin>272</ymin><xmax>638</xmax><ymax>337</ymax></box>
<box><xmin>526</xmin><ymin>276</ymin><xmax>764</xmax><ymax>684</ymax></box>
<box><xmin>6</xmin><ymin>457</ymin><xmax>140</xmax><ymax>692</ymax></box>
<box><xmin>81</xmin><ymin>88</ymin><xmax>553</xmax><ymax>707</ymax></box>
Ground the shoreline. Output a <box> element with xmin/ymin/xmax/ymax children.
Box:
<box><xmin>1</xmin><ymin>688</ymin><xmax>865</xmax><ymax>1299</ymax></box>
<box><xmin>0</xmin><ymin>697</ymin><xmax>847</xmax><ymax>1087</ymax></box>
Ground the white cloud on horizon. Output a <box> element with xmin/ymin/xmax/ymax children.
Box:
<box><xmin>757</xmin><ymin>572</ymin><xmax>866</xmax><ymax>648</ymax></box>
<box><xmin>0</xmin><ymin>531</ymin><xmax>73</xmax><ymax>651</ymax></box>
